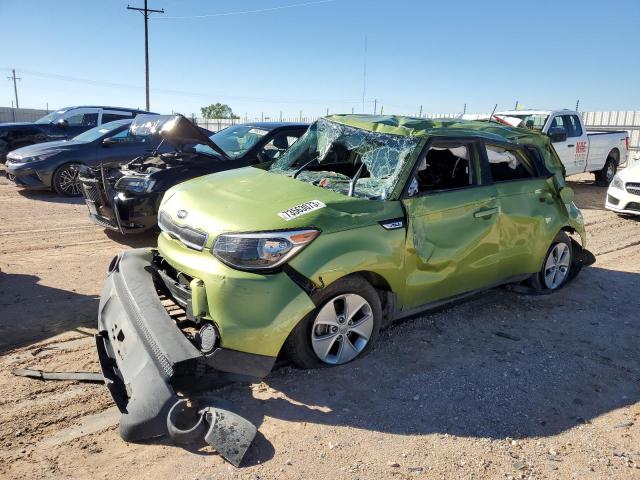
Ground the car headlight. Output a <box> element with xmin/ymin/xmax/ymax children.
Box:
<box><xmin>10</xmin><ymin>150</ymin><xmax>61</xmax><ymax>163</ymax></box>
<box><xmin>610</xmin><ymin>174</ymin><xmax>623</xmax><ymax>190</ymax></box>
<box><xmin>212</xmin><ymin>229</ymin><xmax>320</xmax><ymax>271</ymax></box>
<box><xmin>115</xmin><ymin>176</ymin><xmax>155</xmax><ymax>193</ymax></box>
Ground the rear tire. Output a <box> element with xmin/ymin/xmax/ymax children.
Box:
<box><xmin>528</xmin><ymin>231</ymin><xmax>573</xmax><ymax>292</ymax></box>
<box><xmin>52</xmin><ymin>163</ymin><xmax>83</xmax><ymax>196</ymax></box>
<box><xmin>595</xmin><ymin>154</ymin><xmax>617</xmax><ymax>186</ymax></box>
<box><xmin>285</xmin><ymin>275</ymin><xmax>382</xmax><ymax>369</ymax></box>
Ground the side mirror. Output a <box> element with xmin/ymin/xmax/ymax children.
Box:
<box><xmin>559</xmin><ymin>186</ymin><xmax>574</xmax><ymax>204</ymax></box>
<box><xmin>102</xmin><ymin>137</ymin><xmax>117</xmax><ymax>147</ymax></box>
<box><xmin>548</xmin><ymin>126</ymin><xmax>567</xmax><ymax>143</ymax></box>
<box><xmin>56</xmin><ymin>118</ymin><xmax>69</xmax><ymax>128</ymax></box>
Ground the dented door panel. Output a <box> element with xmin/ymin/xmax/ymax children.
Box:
<box><xmin>401</xmin><ymin>185</ymin><xmax>500</xmax><ymax>309</ymax></box>
<box><xmin>494</xmin><ymin>178</ymin><xmax>566</xmax><ymax>278</ymax></box>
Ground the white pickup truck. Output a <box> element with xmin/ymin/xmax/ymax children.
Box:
<box><xmin>496</xmin><ymin>109</ymin><xmax>629</xmax><ymax>185</ymax></box>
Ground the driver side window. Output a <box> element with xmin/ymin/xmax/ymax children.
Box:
<box><xmin>407</xmin><ymin>142</ymin><xmax>476</xmax><ymax>196</ymax></box>
<box><xmin>63</xmin><ymin>109</ymin><xmax>99</xmax><ymax>127</ymax></box>
<box><xmin>260</xmin><ymin>131</ymin><xmax>302</xmax><ymax>160</ymax></box>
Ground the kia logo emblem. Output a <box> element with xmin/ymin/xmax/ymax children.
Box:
<box><xmin>177</xmin><ymin>209</ymin><xmax>188</xmax><ymax>219</ymax></box>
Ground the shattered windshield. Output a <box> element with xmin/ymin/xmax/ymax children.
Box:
<box><xmin>269</xmin><ymin>118</ymin><xmax>420</xmax><ymax>199</ymax></box>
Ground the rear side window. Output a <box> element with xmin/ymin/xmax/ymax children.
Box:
<box><xmin>102</xmin><ymin>113</ymin><xmax>132</xmax><ymax>123</ymax></box>
<box><xmin>485</xmin><ymin>144</ymin><xmax>536</xmax><ymax>182</ymax></box>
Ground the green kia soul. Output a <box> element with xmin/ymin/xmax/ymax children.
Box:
<box><xmin>96</xmin><ymin>115</ymin><xmax>589</xmax><ymax>441</ymax></box>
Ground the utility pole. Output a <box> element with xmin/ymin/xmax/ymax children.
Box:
<box><xmin>373</xmin><ymin>99</ymin><xmax>377</xmax><ymax>115</ymax></box>
<box><xmin>127</xmin><ymin>1</ymin><xmax>164</xmax><ymax>111</ymax></box>
<box><xmin>7</xmin><ymin>69</ymin><xmax>20</xmax><ymax>109</ymax></box>
<box><xmin>419</xmin><ymin>105</ymin><xmax>423</xmax><ymax>117</ymax></box>
<box><xmin>575</xmin><ymin>99</ymin><xmax>580</xmax><ymax>112</ymax></box>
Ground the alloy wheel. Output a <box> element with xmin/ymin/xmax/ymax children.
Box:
<box><xmin>310</xmin><ymin>293</ymin><xmax>374</xmax><ymax>365</ymax></box>
<box><xmin>58</xmin><ymin>166</ymin><xmax>81</xmax><ymax>196</ymax></box>
<box><xmin>543</xmin><ymin>243</ymin><xmax>571</xmax><ymax>289</ymax></box>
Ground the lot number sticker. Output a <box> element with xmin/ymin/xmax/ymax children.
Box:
<box><xmin>278</xmin><ymin>200</ymin><xmax>326</xmax><ymax>221</ymax></box>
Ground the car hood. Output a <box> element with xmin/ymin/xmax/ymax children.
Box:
<box><xmin>130</xmin><ymin>114</ymin><xmax>227</xmax><ymax>158</ymax></box>
<box><xmin>7</xmin><ymin>140</ymin><xmax>74</xmax><ymax>159</ymax></box>
<box><xmin>0</xmin><ymin>122</ymin><xmax>39</xmax><ymax>131</ymax></box>
<box><xmin>618</xmin><ymin>161</ymin><xmax>640</xmax><ymax>182</ymax></box>
<box><xmin>159</xmin><ymin>167</ymin><xmax>402</xmax><ymax>240</ymax></box>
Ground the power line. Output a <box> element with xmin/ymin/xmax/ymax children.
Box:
<box><xmin>1</xmin><ymin>68</ymin><xmax>372</xmax><ymax>105</ymax></box>
<box><xmin>7</xmin><ymin>69</ymin><xmax>21</xmax><ymax>109</ymax></box>
<box><xmin>158</xmin><ymin>0</ymin><xmax>335</xmax><ymax>19</ymax></box>
<box><xmin>127</xmin><ymin>1</ymin><xmax>164</xmax><ymax>110</ymax></box>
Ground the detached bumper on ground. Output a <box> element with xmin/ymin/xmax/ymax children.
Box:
<box><xmin>96</xmin><ymin>248</ymin><xmax>276</xmax><ymax>441</ymax></box>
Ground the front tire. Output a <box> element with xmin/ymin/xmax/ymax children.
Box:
<box><xmin>285</xmin><ymin>275</ymin><xmax>382</xmax><ymax>369</ymax></box>
<box><xmin>529</xmin><ymin>231</ymin><xmax>572</xmax><ymax>292</ymax></box>
<box><xmin>595</xmin><ymin>155</ymin><xmax>617</xmax><ymax>186</ymax></box>
<box><xmin>52</xmin><ymin>163</ymin><xmax>83</xmax><ymax>196</ymax></box>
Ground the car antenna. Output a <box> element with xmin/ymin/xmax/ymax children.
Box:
<box><xmin>488</xmin><ymin>104</ymin><xmax>498</xmax><ymax>123</ymax></box>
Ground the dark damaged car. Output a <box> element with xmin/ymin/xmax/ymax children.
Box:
<box><xmin>78</xmin><ymin>114</ymin><xmax>308</xmax><ymax>234</ymax></box>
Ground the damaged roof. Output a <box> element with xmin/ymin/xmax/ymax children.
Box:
<box><xmin>324</xmin><ymin>114</ymin><xmax>566</xmax><ymax>185</ymax></box>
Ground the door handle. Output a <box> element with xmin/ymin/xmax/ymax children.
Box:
<box><xmin>567</xmin><ymin>144</ymin><xmax>575</xmax><ymax>148</ymax></box>
<box><xmin>474</xmin><ymin>207</ymin><xmax>498</xmax><ymax>218</ymax></box>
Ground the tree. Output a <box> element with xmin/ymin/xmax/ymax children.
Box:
<box><xmin>200</xmin><ymin>103</ymin><xmax>239</xmax><ymax>119</ymax></box>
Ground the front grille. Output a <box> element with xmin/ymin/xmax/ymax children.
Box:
<box><xmin>626</xmin><ymin>202</ymin><xmax>640</xmax><ymax>212</ymax></box>
<box><xmin>81</xmin><ymin>179</ymin><xmax>102</xmax><ymax>203</ymax></box>
<box><xmin>158</xmin><ymin>211</ymin><xmax>208</xmax><ymax>251</ymax></box>
<box><xmin>626</xmin><ymin>182</ymin><xmax>640</xmax><ymax>196</ymax></box>
<box><xmin>607</xmin><ymin>194</ymin><xmax>620</xmax><ymax>206</ymax></box>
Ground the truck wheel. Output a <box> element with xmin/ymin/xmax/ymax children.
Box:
<box><xmin>285</xmin><ymin>275</ymin><xmax>382</xmax><ymax>369</ymax></box>
<box><xmin>595</xmin><ymin>155</ymin><xmax>617</xmax><ymax>186</ymax></box>
<box><xmin>52</xmin><ymin>163</ymin><xmax>83</xmax><ymax>196</ymax></box>
<box><xmin>528</xmin><ymin>231</ymin><xmax>572</xmax><ymax>292</ymax></box>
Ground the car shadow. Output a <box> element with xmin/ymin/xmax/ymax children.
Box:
<box><xmin>17</xmin><ymin>189</ymin><xmax>85</xmax><ymax>205</ymax></box>
<box><xmin>0</xmin><ymin>271</ymin><xmax>98</xmax><ymax>354</ymax></box>
<box><xmin>203</xmin><ymin>265</ymin><xmax>639</xmax><ymax>462</ymax></box>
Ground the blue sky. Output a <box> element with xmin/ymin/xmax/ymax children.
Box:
<box><xmin>1</xmin><ymin>0</ymin><xmax>638</xmax><ymax>118</ymax></box>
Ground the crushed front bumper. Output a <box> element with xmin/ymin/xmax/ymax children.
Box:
<box><xmin>97</xmin><ymin>248</ymin><xmax>276</xmax><ymax>441</ymax></box>
<box><xmin>79</xmin><ymin>169</ymin><xmax>158</xmax><ymax>234</ymax></box>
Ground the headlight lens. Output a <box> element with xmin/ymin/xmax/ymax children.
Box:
<box><xmin>611</xmin><ymin>174</ymin><xmax>623</xmax><ymax>190</ymax></box>
<box><xmin>115</xmin><ymin>176</ymin><xmax>155</xmax><ymax>193</ymax></box>
<box><xmin>212</xmin><ymin>229</ymin><xmax>319</xmax><ymax>270</ymax></box>
<box><xmin>10</xmin><ymin>150</ymin><xmax>61</xmax><ymax>163</ymax></box>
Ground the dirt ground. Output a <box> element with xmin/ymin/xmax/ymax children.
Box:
<box><xmin>0</xmin><ymin>167</ymin><xmax>638</xmax><ymax>480</ymax></box>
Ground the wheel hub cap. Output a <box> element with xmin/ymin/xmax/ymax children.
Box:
<box><xmin>311</xmin><ymin>293</ymin><xmax>373</xmax><ymax>365</ymax></box>
<box><xmin>544</xmin><ymin>243</ymin><xmax>571</xmax><ymax>289</ymax></box>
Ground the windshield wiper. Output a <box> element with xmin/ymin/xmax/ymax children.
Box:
<box><xmin>348</xmin><ymin>162</ymin><xmax>366</xmax><ymax>197</ymax></box>
<box><xmin>293</xmin><ymin>156</ymin><xmax>320</xmax><ymax>179</ymax></box>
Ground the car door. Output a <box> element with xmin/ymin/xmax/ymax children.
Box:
<box><xmin>565</xmin><ymin>114</ymin><xmax>589</xmax><ymax>172</ymax></box>
<box><xmin>546</xmin><ymin>114</ymin><xmax>574</xmax><ymax>173</ymax></box>
<box><xmin>483</xmin><ymin>142</ymin><xmax>562</xmax><ymax>279</ymax></box>
<box><xmin>400</xmin><ymin>139</ymin><xmax>501</xmax><ymax>309</ymax></box>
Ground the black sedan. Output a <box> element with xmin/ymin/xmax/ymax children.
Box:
<box><xmin>79</xmin><ymin>114</ymin><xmax>308</xmax><ymax>234</ymax></box>
<box><xmin>0</xmin><ymin>106</ymin><xmax>154</xmax><ymax>162</ymax></box>
<box><xmin>5</xmin><ymin>119</ymin><xmax>170</xmax><ymax>196</ymax></box>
